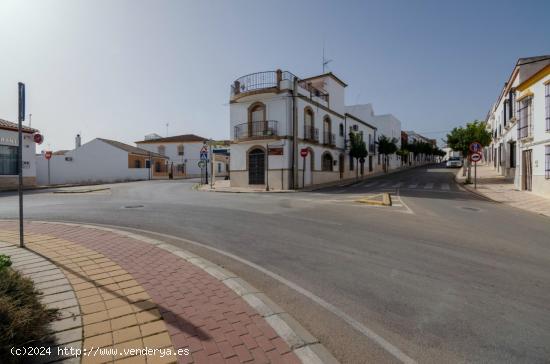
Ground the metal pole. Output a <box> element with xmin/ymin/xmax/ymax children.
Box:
<box><xmin>474</xmin><ymin>161</ymin><xmax>477</xmax><ymax>189</ymax></box>
<box><xmin>302</xmin><ymin>156</ymin><xmax>306</xmax><ymax>188</ymax></box>
<box><xmin>265</xmin><ymin>145</ymin><xmax>270</xmax><ymax>191</ymax></box>
<box><xmin>47</xmin><ymin>158</ymin><xmax>51</xmax><ymax>185</ymax></box>
<box><xmin>18</xmin><ymin>83</ymin><xmax>25</xmax><ymax>248</ymax></box>
<box><xmin>209</xmin><ymin>140</ymin><xmax>213</xmax><ymax>189</ymax></box>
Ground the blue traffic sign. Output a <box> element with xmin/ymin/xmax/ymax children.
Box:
<box><xmin>469</xmin><ymin>142</ymin><xmax>482</xmax><ymax>153</ymax></box>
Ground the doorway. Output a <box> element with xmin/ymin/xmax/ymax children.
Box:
<box><xmin>248</xmin><ymin>148</ymin><xmax>265</xmax><ymax>185</ymax></box>
<box><xmin>522</xmin><ymin>149</ymin><xmax>532</xmax><ymax>191</ymax></box>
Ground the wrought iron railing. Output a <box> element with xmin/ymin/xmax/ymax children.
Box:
<box><xmin>323</xmin><ymin>132</ymin><xmax>335</xmax><ymax>146</ymax></box>
<box><xmin>234</xmin><ymin>120</ymin><xmax>278</xmax><ymax>140</ymax></box>
<box><xmin>517</xmin><ymin>120</ymin><xmax>533</xmax><ymax>139</ymax></box>
<box><xmin>304</xmin><ymin>125</ymin><xmax>319</xmax><ymax>142</ymax></box>
<box><xmin>231</xmin><ymin>71</ymin><xmax>296</xmax><ymax>95</ymax></box>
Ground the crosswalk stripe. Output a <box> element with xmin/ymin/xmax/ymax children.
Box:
<box><xmin>408</xmin><ymin>184</ymin><xmax>417</xmax><ymax>188</ymax></box>
<box><xmin>392</xmin><ymin>182</ymin><xmax>402</xmax><ymax>188</ymax></box>
<box><xmin>378</xmin><ymin>182</ymin><xmax>389</xmax><ymax>187</ymax></box>
<box><xmin>424</xmin><ymin>183</ymin><xmax>434</xmax><ymax>189</ymax></box>
<box><xmin>441</xmin><ymin>183</ymin><xmax>450</xmax><ymax>190</ymax></box>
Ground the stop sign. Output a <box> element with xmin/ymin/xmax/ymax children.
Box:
<box><xmin>44</xmin><ymin>151</ymin><xmax>52</xmax><ymax>160</ymax></box>
<box><xmin>300</xmin><ymin>148</ymin><xmax>308</xmax><ymax>158</ymax></box>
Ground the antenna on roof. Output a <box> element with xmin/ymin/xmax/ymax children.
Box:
<box><xmin>166</xmin><ymin>123</ymin><xmax>169</xmax><ymax>137</ymax></box>
<box><xmin>322</xmin><ymin>40</ymin><xmax>332</xmax><ymax>73</ymax></box>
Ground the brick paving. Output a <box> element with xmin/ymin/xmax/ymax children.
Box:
<box><xmin>456</xmin><ymin>164</ymin><xmax>550</xmax><ymax>217</ymax></box>
<box><xmin>0</xmin><ymin>221</ymin><xmax>301</xmax><ymax>364</ymax></box>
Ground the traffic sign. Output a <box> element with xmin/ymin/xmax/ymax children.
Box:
<box><xmin>470</xmin><ymin>152</ymin><xmax>482</xmax><ymax>162</ymax></box>
<box><xmin>469</xmin><ymin>141</ymin><xmax>482</xmax><ymax>153</ymax></box>
<box><xmin>300</xmin><ymin>148</ymin><xmax>308</xmax><ymax>158</ymax></box>
<box><xmin>198</xmin><ymin>160</ymin><xmax>206</xmax><ymax>168</ymax></box>
<box><xmin>200</xmin><ymin>145</ymin><xmax>208</xmax><ymax>153</ymax></box>
<box><xmin>44</xmin><ymin>151</ymin><xmax>52</xmax><ymax>160</ymax></box>
<box><xmin>34</xmin><ymin>133</ymin><xmax>43</xmax><ymax>145</ymax></box>
<box><xmin>200</xmin><ymin>152</ymin><xmax>208</xmax><ymax>160</ymax></box>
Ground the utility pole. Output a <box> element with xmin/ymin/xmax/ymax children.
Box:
<box><xmin>18</xmin><ymin>83</ymin><xmax>25</xmax><ymax>248</ymax></box>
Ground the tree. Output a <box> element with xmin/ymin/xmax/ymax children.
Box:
<box><xmin>349</xmin><ymin>132</ymin><xmax>368</xmax><ymax>179</ymax></box>
<box><xmin>445</xmin><ymin>120</ymin><xmax>491</xmax><ymax>182</ymax></box>
<box><xmin>378</xmin><ymin>135</ymin><xmax>398</xmax><ymax>172</ymax></box>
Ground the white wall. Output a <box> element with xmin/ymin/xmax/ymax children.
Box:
<box><xmin>137</xmin><ymin>141</ymin><xmax>206</xmax><ymax>177</ymax></box>
<box><xmin>36</xmin><ymin>139</ymin><xmax>148</xmax><ymax>185</ymax></box>
<box><xmin>0</xmin><ymin>129</ymin><xmax>36</xmax><ymax>178</ymax></box>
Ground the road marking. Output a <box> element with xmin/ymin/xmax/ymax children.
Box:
<box><xmin>441</xmin><ymin>183</ymin><xmax>450</xmax><ymax>191</ymax></box>
<box><xmin>424</xmin><ymin>183</ymin><xmax>434</xmax><ymax>190</ymax></box>
<box><xmin>407</xmin><ymin>183</ymin><xmax>417</xmax><ymax>189</ymax></box>
<box><xmin>392</xmin><ymin>182</ymin><xmax>403</xmax><ymax>188</ymax></box>
<box><xmin>378</xmin><ymin>182</ymin><xmax>389</xmax><ymax>187</ymax></box>
<box><xmin>48</xmin><ymin>220</ymin><xmax>417</xmax><ymax>364</ymax></box>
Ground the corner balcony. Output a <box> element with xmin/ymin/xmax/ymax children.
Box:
<box><xmin>230</xmin><ymin>70</ymin><xmax>296</xmax><ymax>100</ymax></box>
<box><xmin>234</xmin><ymin>120</ymin><xmax>278</xmax><ymax>141</ymax></box>
<box><xmin>322</xmin><ymin>132</ymin><xmax>336</xmax><ymax>147</ymax></box>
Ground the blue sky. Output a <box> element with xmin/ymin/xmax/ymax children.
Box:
<box><xmin>0</xmin><ymin>0</ymin><xmax>549</xmax><ymax>151</ymax></box>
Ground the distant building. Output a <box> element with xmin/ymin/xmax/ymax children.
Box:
<box><xmin>0</xmin><ymin>118</ymin><xmax>39</xmax><ymax>189</ymax></box>
<box><xmin>485</xmin><ymin>55</ymin><xmax>550</xmax><ymax>197</ymax></box>
<box><xmin>136</xmin><ymin>134</ymin><xmax>208</xmax><ymax>178</ymax></box>
<box><xmin>36</xmin><ymin>137</ymin><xmax>168</xmax><ymax>185</ymax></box>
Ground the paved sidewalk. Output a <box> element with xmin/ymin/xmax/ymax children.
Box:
<box><xmin>456</xmin><ymin>164</ymin><xmax>550</xmax><ymax>217</ymax></box>
<box><xmin>0</xmin><ymin>221</ymin><xmax>332</xmax><ymax>364</ymax></box>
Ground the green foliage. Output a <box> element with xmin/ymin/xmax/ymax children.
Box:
<box><xmin>349</xmin><ymin>132</ymin><xmax>368</xmax><ymax>160</ymax></box>
<box><xmin>377</xmin><ymin>135</ymin><xmax>398</xmax><ymax>156</ymax></box>
<box><xmin>445</xmin><ymin>120</ymin><xmax>491</xmax><ymax>156</ymax></box>
<box><xmin>0</xmin><ymin>255</ymin><xmax>11</xmax><ymax>270</ymax></box>
<box><xmin>0</xmin><ymin>266</ymin><xmax>58</xmax><ymax>358</ymax></box>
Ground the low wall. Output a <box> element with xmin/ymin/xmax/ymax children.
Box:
<box><xmin>0</xmin><ymin>176</ymin><xmax>37</xmax><ymax>190</ymax></box>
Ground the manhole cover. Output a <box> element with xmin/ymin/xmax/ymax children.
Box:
<box><xmin>123</xmin><ymin>205</ymin><xmax>144</xmax><ymax>209</ymax></box>
<box><xmin>460</xmin><ymin>206</ymin><xmax>480</xmax><ymax>212</ymax></box>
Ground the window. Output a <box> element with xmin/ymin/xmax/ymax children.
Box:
<box><xmin>323</xmin><ymin>116</ymin><xmax>332</xmax><ymax>145</ymax></box>
<box><xmin>509</xmin><ymin>90</ymin><xmax>515</xmax><ymax>120</ymax></box>
<box><xmin>339</xmin><ymin>123</ymin><xmax>344</xmax><ymax>137</ymax></box>
<box><xmin>546</xmin><ymin>84</ymin><xmax>550</xmax><ymax>131</ymax></box>
<box><xmin>322</xmin><ymin>153</ymin><xmax>333</xmax><ymax>171</ymax></box>
<box><xmin>155</xmin><ymin>161</ymin><xmax>162</xmax><ymax>172</ymax></box>
<box><xmin>177</xmin><ymin>144</ymin><xmax>184</xmax><ymax>156</ymax></box>
<box><xmin>158</xmin><ymin>145</ymin><xmax>166</xmax><ymax>155</ymax></box>
<box><xmin>217</xmin><ymin>163</ymin><xmax>221</xmax><ymax>173</ymax></box>
<box><xmin>546</xmin><ymin>145</ymin><xmax>550</xmax><ymax>179</ymax></box>
<box><xmin>304</xmin><ymin>108</ymin><xmax>315</xmax><ymax>141</ymax></box>
<box><xmin>134</xmin><ymin>159</ymin><xmax>141</xmax><ymax>168</ymax></box>
<box><xmin>502</xmin><ymin>101</ymin><xmax>507</xmax><ymax>126</ymax></box>
<box><xmin>517</xmin><ymin>97</ymin><xmax>532</xmax><ymax>139</ymax></box>
<box><xmin>509</xmin><ymin>142</ymin><xmax>516</xmax><ymax>168</ymax></box>
<box><xmin>0</xmin><ymin>145</ymin><xmax>18</xmax><ymax>175</ymax></box>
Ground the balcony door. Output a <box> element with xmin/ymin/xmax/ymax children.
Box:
<box><xmin>249</xmin><ymin>103</ymin><xmax>266</xmax><ymax>138</ymax></box>
<box><xmin>248</xmin><ymin>148</ymin><xmax>265</xmax><ymax>185</ymax></box>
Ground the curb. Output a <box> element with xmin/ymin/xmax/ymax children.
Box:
<box><xmin>52</xmin><ymin>187</ymin><xmax>111</xmax><ymax>194</ymax></box>
<box><xmin>17</xmin><ymin>220</ymin><xmax>340</xmax><ymax>364</ymax></box>
<box><xmin>453</xmin><ymin>169</ymin><xmax>498</xmax><ymax>203</ymax></box>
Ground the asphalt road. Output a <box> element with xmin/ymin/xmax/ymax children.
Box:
<box><xmin>1</xmin><ymin>165</ymin><xmax>550</xmax><ymax>364</ymax></box>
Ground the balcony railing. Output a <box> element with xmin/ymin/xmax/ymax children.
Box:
<box><xmin>234</xmin><ymin>120</ymin><xmax>278</xmax><ymax>140</ymax></box>
<box><xmin>298</xmin><ymin>81</ymin><xmax>329</xmax><ymax>102</ymax></box>
<box><xmin>517</xmin><ymin>121</ymin><xmax>533</xmax><ymax>139</ymax></box>
<box><xmin>231</xmin><ymin>71</ymin><xmax>296</xmax><ymax>96</ymax></box>
<box><xmin>304</xmin><ymin>125</ymin><xmax>319</xmax><ymax>142</ymax></box>
<box><xmin>323</xmin><ymin>132</ymin><xmax>335</xmax><ymax>146</ymax></box>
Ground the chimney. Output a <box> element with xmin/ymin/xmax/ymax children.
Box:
<box><xmin>75</xmin><ymin>134</ymin><xmax>81</xmax><ymax>148</ymax></box>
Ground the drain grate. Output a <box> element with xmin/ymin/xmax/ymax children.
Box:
<box><xmin>460</xmin><ymin>206</ymin><xmax>480</xmax><ymax>212</ymax></box>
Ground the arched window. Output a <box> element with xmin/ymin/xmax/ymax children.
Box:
<box><xmin>339</xmin><ymin>123</ymin><xmax>344</xmax><ymax>137</ymax></box>
<box><xmin>304</xmin><ymin>108</ymin><xmax>315</xmax><ymax>141</ymax></box>
<box><xmin>323</xmin><ymin>116</ymin><xmax>332</xmax><ymax>145</ymax></box>
<box><xmin>322</xmin><ymin>152</ymin><xmax>333</xmax><ymax>171</ymax></box>
<box><xmin>158</xmin><ymin>145</ymin><xmax>166</xmax><ymax>155</ymax></box>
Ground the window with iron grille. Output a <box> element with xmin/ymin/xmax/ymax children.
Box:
<box><xmin>546</xmin><ymin>145</ymin><xmax>550</xmax><ymax>179</ymax></box>
<box><xmin>177</xmin><ymin>144</ymin><xmax>184</xmax><ymax>156</ymax></box>
<box><xmin>517</xmin><ymin>97</ymin><xmax>532</xmax><ymax>139</ymax></box>
<box><xmin>546</xmin><ymin>84</ymin><xmax>550</xmax><ymax>131</ymax></box>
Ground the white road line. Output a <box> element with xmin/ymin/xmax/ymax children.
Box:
<box><xmin>424</xmin><ymin>183</ymin><xmax>434</xmax><ymax>190</ymax></box>
<box><xmin>392</xmin><ymin>182</ymin><xmax>403</xmax><ymax>188</ymax></box>
<box><xmin>66</xmin><ymin>221</ymin><xmax>417</xmax><ymax>364</ymax></box>
<box><xmin>378</xmin><ymin>182</ymin><xmax>389</xmax><ymax>187</ymax></box>
<box><xmin>407</xmin><ymin>184</ymin><xmax>417</xmax><ymax>189</ymax></box>
<box><xmin>441</xmin><ymin>183</ymin><xmax>450</xmax><ymax>191</ymax></box>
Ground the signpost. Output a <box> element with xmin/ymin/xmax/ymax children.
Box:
<box><xmin>470</xmin><ymin>151</ymin><xmax>482</xmax><ymax>189</ymax></box>
<box><xmin>18</xmin><ymin>83</ymin><xmax>25</xmax><ymax>248</ymax></box>
<box><xmin>200</xmin><ymin>144</ymin><xmax>209</xmax><ymax>184</ymax></box>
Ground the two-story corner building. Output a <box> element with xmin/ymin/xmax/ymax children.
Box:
<box><xmin>0</xmin><ymin>119</ymin><xmax>39</xmax><ymax>190</ymax></box>
<box><xmin>485</xmin><ymin>55</ymin><xmax>550</xmax><ymax>197</ymax></box>
<box><xmin>344</xmin><ymin>103</ymin><xmax>402</xmax><ymax>170</ymax></box>
<box><xmin>228</xmin><ymin>70</ymin><xmax>379</xmax><ymax>190</ymax></box>
<box><xmin>135</xmin><ymin>134</ymin><xmax>209</xmax><ymax>178</ymax></box>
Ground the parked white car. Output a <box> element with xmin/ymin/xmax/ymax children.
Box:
<box><xmin>446</xmin><ymin>156</ymin><xmax>463</xmax><ymax>168</ymax></box>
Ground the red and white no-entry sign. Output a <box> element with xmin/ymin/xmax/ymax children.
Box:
<box><xmin>44</xmin><ymin>151</ymin><xmax>53</xmax><ymax>160</ymax></box>
<box><xmin>300</xmin><ymin>148</ymin><xmax>308</xmax><ymax>158</ymax></box>
<box><xmin>470</xmin><ymin>152</ymin><xmax>482</xmax><ymax>162</ymax></box>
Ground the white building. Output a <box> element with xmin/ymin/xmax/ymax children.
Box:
<box><xmin>486</xmin><ymin>55</ymin><xmax>550</xmax><ymax>197</ymax></box>
<box><xmin>0</xmin><ymin>119</ymin><xmax>39</xmax><ymax>190</ymax></box>
<box><xmin>36</xmin><ymin>138</ymin><xmax>168</xmax><ymax>185</ymax></box>
<box><xmin>228</xmin><ymin>70</ymin><xmax>381</xmax><ymax>189</ymax></box>
<box><xmin>344</xmin><ymin>103</ymin><xmax>402</xmax><ymax>170</ymax></box>
<box><xmin>136</xmin><ymin>134</ymin><xmax>209</xmax><ymax>178</ymax></box>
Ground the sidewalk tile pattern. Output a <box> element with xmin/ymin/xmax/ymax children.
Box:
<box><xmin>0</xmin><ymin>221</ymin><xmax>300</xmax><ymax>364</ymax></box>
